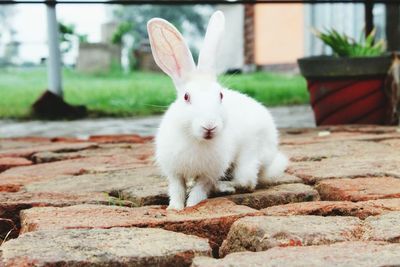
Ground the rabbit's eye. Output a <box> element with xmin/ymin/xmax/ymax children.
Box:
<box><xmin>184</xmin><ymin>93</ymin><xmax>190</xmax><ymax>103</ymax></box>
<box><xmin>220</xmin><ymin>92</ymin><xmax>223</xmax><ymax>101</ymax></box>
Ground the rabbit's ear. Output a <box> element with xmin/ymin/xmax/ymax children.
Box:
<box><xmin>197</xmin><ymin>11</ymin><xmax>225</xmax><ymax>75</ymax></box>
<box><xmin>147</xmin><ymin>18</ymin><xmax>195</xmax><ymax>86</ymax></box>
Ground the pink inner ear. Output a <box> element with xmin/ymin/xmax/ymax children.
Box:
<box><xmin>149</xmin><ymin>23</ymin><xmax>184</xmax><ymax>79</ymax></box>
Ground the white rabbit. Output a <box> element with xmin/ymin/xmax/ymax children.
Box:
<box><xmin>147</xmin><ymin>11</ymin><xmax>288</xmax><ymax>210</ymax></box>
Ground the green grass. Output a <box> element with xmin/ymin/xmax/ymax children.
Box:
<box><xmin>0</xmin><ymin>68</ymin><xmax>309</xmax><ymax>119</ymax></box>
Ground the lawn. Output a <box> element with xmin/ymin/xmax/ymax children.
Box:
<box><xmin>0</xmin><ymin>68</ymin><xmax>309</xmax><ymax>119</ymax></box>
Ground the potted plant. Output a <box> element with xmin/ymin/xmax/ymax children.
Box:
<box><xmin>298</xmin><ymin>29</ymin><xmax>398</xmax><ymax>126</ymax></box>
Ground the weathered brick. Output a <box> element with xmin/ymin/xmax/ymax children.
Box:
<box><xmin>0</xmin><ymin>154</ymin><xmax>148</xmax><ymax>192</ymax></box>
<box><xmin>193</xmin><ymin>242</ymin><xmax>400</xmax><ymax>267</ymax></box>
<box><xmin>0</xmin><ymin>191</ymin><xmax>123</xmax><ymax>238</ymax></box>
<box><xmin>260</xmin><ymin>173</ymin><xmax>302</xmax><ymax>186</ymax></box>
<box><xmin>0</xmin><ymin>141</ymin><xmax>96</xmax><ymax>158</ymax></box>
<box><xmin>25</xmin><ymin>167</ymin><xmax>167</xmax><ymax>206</ymax></box>
<box><xmin>88</xmin><ymin>134</ymin><xmax>153</xmax><ymax>143</ymax></box>
<box><xmin>280</xmin><ymin>126</ymin><xmax>400</xmax><ymax>145</ymax></box>
<box><xmin>282</xmin><ymin>140</ymin><xmax>389</xmax><ymax>162</ymax></box>
<box><xmin>316</xmin><ymin>177</ymin><xmax>400</xmax><ymax>201</ymax></box>
<box><xmin>380</xmin><ymin>138</ymin><xmax>400</xmax><ymax>148</ymax></box>
<box><xmin>262</xmin><ymin>199</ymin><xmax>400</xmax><ymax>219</ymax></box>
<box><xmin>289</xmin><ymin>156</ymin><xmax>400</xmax><ymax>184</ymax></box>
<box><xmin>219</xmin><ymin>215</ymin><xmax>362</xmax><ymax>257</ymax></box>
<box><xmin>0</xmin><ymin>157</ymin><xmax>32</xmax><ymax>172</ymax></box>
<box><xmin>0</xmin><ymin>138</ymin><xmax>50</xmax><ymax>150</ymax></box>
<box><xmin>363</xmin><ymin>211</ymin><xmax>400</xmax><ymax>242</ymax></box>
<box><xmin>32</xmin><ymin>143</ymin><xmax>154</xmax><ymax>164</ymax></box>
<box><xmin>225</xmin><ymin>183</ymin><xmax>319</xmax><ymax>209</ymax></box>
<box><xmin>20</xmin><ymin>198</ymin><xmax>261</xmax><ymax>253</ymax></box>
<box><xmin>0</xmin><ymin>228</ymin><xmax>210</xmax><ymax>267</ymax></box>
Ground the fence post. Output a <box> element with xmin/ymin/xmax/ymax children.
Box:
<box><xmin>364</xmin><ymin>0</ymin><xmax>374</xmax><ymax>37</ymax></box>
<box><xmin>386</xmin><ymin>3</ymin><xmax>400</xmax><ymax>51</ymax></box>
<box><xmin>46</xmin><ymin>0</ymin><xmax>63</xmax><ymax>97</ymax></box>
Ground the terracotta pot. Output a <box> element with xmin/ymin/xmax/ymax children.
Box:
<box><xmin>298</xmin><ymin>55</ymin><xmax>393</xmax><ymax>126</ymax></box>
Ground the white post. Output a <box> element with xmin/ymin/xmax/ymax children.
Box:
<box><xmin>46</xmin><ymin>1</ymin><xmax>63</xmax><ymax>97</ymax></box>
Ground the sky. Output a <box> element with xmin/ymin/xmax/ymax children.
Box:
<box><xmin>10</xmin><ymin>3</ymin><xmax>108</xmax><ymax>64</ymax></box>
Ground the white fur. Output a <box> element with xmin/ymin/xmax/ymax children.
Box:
<box><xmin>198</xmin><ymin>10</ymin><xmax>225</xmax><ymax>75</ymax></box>
<box><xmin>148</xmin><ymin>11</ymin><xmax>289</xmax><ymax>210</ymax></box>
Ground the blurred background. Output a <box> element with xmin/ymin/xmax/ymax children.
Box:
<box><xmin>0</xmin><ymin>1</ymin><xmax>397</xmax><ymax>137</ymax></box>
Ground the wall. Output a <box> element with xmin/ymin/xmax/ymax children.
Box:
<box><xmin>76</xmin><ymin>43</ymin><xmax>121</xmax><ymax>73</ymax></box>
<box><xmin>254</xmin><ymin>4</ymin><xmax>305</xmax><ymax>65</ymax></box>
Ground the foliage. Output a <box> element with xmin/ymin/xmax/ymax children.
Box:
<box><xmin>0</xmin><ymin>6</ymin><xmax>17</xmax><ymax>65</ymax></box>
<box><xmin>0</xmin><ymin>69</ymin><xmax>308</xmax><ymax>119</ymax></box>
<box><xmin>59</xmin><ymin>22</ymin><xmax>75</xmax><ymax>36</ymax></box>
<box><xmin>314</xmin><ymin>28</ymin><xmax>385</xmax><ymax>57</ymax></box>
<box><xmin>112</xmin><ymin>22</ymin><xmax>134</xmax><ymax>45</ymax></box>
<box><xmin>78</xmin><ymin>34</ymin><xmax>88</xmax><ymax>44</ymax></box>
<box><xmin>0</xmin><ymin>6</ymin><xmax>15</xmax><ymax>30</ymax></box>
<box><xmin>58</xmin><ymin>22</ymin><xmax>88</xmax><ymax>54</ymax></box>
<box><xmin>111</xmin><ymin>6</ymin><xmax>211</xmax><ymax>70</ymax></box>
<box><xmin>112</xmin><ymin>5</ymin><xmax>211</xmax><ymax>41</ymax></box>
<box><xmin>3</xmin><ymin>35</ymin><xmax>20</xmax><ymax>64</ymax></box>
<box><xmin>59</xmin><ymin>22</ymin><xmax>76</xmax><ymax>54</ymax></box>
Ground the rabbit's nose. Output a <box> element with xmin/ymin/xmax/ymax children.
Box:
<box><xmin>202</xmin><ymin>126</ymin><xmax>217</xmax><ymax>132</ymax></box>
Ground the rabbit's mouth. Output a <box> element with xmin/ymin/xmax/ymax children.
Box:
<box><xmin>203</xmin><ymin>130</ymin><xmax>216</xmax><ymax>140</ymax></box>
<box><xmin>202</xmin><ymin>126</ymin><xmax>217</xmax><ymax>140</ymax></box>
<box><xmin>204</xmin><ymin>133</ymin><xmax>214</xmax><ymax>140</ymax></box>
<box><xmin>192</xmin><ymin>121</ymin><xmax>222</xmax><ymax>141</ymax></box>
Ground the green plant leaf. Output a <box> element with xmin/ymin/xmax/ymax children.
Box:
<box><xmin>313</xmin><ymin>28</ymin><xmax>385</xmax><ymax>57</ymax></box>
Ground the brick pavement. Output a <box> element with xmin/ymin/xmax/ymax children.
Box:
<box><xmin>0</xmin><ymin>125</ymin><xmax>399</xmax><ymax>266</ymax></box>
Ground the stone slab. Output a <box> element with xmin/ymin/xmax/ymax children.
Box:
<box><xmin>289</xmin><ymin>156</ymin><xmax>400</xmax><ymax>184</ymax></box>
<box><xmin>0</xmin><ymin>227</ymin><xmax>210</xmax><ymax>267</ymax></box>
<box><xmin>259</xmin><ymin>173</ymin><xmax>302</xmax><ymax>186</ymax></box>
<box><xmin>88</xmin><ymin>134</ymin><xmax>153</xmax><ymax>143</ymax></box>
<box><xmin>0</xmin><ymin>191</ymin><xmax>126</xmax><ymax>238</ymax></box>
<box><xmin>0</xmin><ymin>138</ymin><xmax>50</xmax><ymax>150</ymax></box>
<box><xmin>193</xmin><ymin>242</ymin><xmax>400</xmax><ymax>267</ymax></box>
<box><xmin>32</xmin><ymin>143</ymin><xmax>154</xmax><ymax>164</ymax></box>
<box><xmin>219</xmin><ymin>215</ymin><xmax>362</xmax><ymax>257</ymax></box>
<box><xmin>380</xmin><ymin>139</ymin><xmax>400</xmax><ymax>148</ymax></box>
<box><xmin>25</xmin><ymin>167</ymin><xmax>167</xmax><ymax>206</ymax></box>
<box><xmin>262</xmin><ymin>199</ymin><xmax>400</xmax><ymax>219</ymax></box>
<box><xmin>363</xmin><ymin>211</ymin><xmax>400</xmax><ymax>242</ymax></box>
<box><xmin>0</xmin><ymin>141</ymin><xmax>96</xmax><ymax>158</ymax></box>
<box><xmin>0</xmin><ymin>154</ymin><xmax>148</xmax><ymax>192</ymax></box>
<box><xmin>280</xmin><ymin>126</ymin><xmax>400</xmax><ymax>145</ymax></box>
<box><xmin>282</xmin><ymin>140</ymin><xmax>390</xmax><ymax>162</ymax></box>
<box><xmin>225</xmin><ymin>183</ymin><xmax>319</xmax><ymax>210</ymax></box>
<box><xmin>0</xmin><ymin>157</ymin><xmax>32</xmax><ymax>172</ymax></box>
<box><xmin>329</xmin><ymin>125</ymin><xmax>399</xmax><ymax>134</ymax></box>
<box><xmin>316</xmin><ymin>177</ymin><xmax>400</xmax><ymax>201</ymax></box>
<box><xmin>20</xmin><ymin>198</ymin><xmax>261</xmax><ymax>253</ymax></box>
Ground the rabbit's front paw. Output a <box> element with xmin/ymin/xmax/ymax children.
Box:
<box><xmin>186</xmin><ymin>192</ymin><xmax>207</xmax><ymax>207</ymax></box>
<box><xmin>233</xmin><ymin>178</ymin><xmax>257</xmax><ymax>192</ymax></box>
<box><xmin>215</xmin><ymin>181</ymin><xmax>236</xmax><ymax>194</ymax></box>
<box><xmin>167</xmin><ymin>201</ymin><xmax>185</xmax><ymax>211</ymax></box>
